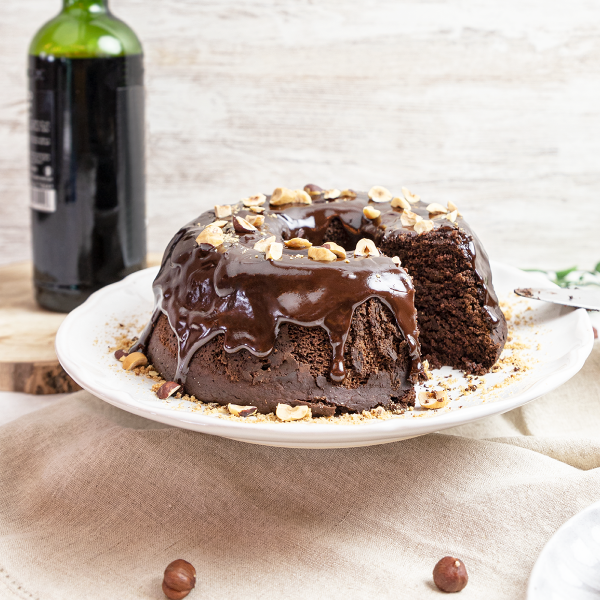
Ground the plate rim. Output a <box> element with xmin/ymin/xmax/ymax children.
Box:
<box><xmin>527</xmin><ymin>498</ymin><xmax>600</xmax><ymax>598</ymax></box>
<box><xmin>55</xmin><ymin>261</ymin><xmax>594</xmax><ymax>447</ymax></box>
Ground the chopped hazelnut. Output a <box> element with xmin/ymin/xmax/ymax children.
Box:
<box><xmin>447</xmin><ymin>200</ymin><xmax>461</xmax><ymax>215</ymax></box>
<box><xmin>265</xmin><ymin>242</ymin><xmax>283</xmax><ymax>261</ymax></box>
<box><xmin>400</xmin><ymin>210</ymin><xmax>423</xmax><ymax>227</ymax></box>
<box><xmin>157</xmin><ymin>381</ymin><xmax>181</xmax><ymax>400</ymax></box>
<box><xmin>248</xmin><ymin>205</ymin><xmax>265</xmax><ymax>214</ymax></box>
<box><xmin>322</xmin><ymin>242</ymin><xmax>346</xmax><ymax>258</ymax></box>
<box><xmin>270</xmin><ymin>187</ymin><xmax>295</xmax><ymax>206</ymax></box>
<box><xmin>122</xmin><ymin>352</ymin><xmax>148</xmax><ymax>371</ymax></box>
<box><xmin>323</xmin><ymin>188</ymin><xmax>341</xmax><ymax>200</ymax></box>
<box><xmin>233</xmin><ymin>216</ymin><xmax>258</xmax><ymax>234</ymax></box>
<box><xmin>392</xmin><ymin>256</ymin><xmax>401</xmax><ymax>266</ymax></box>
<box><xmin>284</xmin><ymin>237</ymin><xmax>312</xmax><ymax>249</ymax></box>
<box><xmin>242</xmin><ymin>193</ymin><xmax>266</xmax><ymax>207</ymax></box>
<box><xmin>245</xmin><ymin>214</ymin><xmax>265</xmax><ymax>227</ymax></box>
<box><xmin>270</xmin><ymin>187</ymin><xmax>312</xmax><ymax>206</ymax></box>
<box><xmin>254</xmin><ymin>236</ymin><xmax>276</xmax><ymax>252</ymax></box>
<box><xmin>414</xmin><ymin>219</ymin><xmax>434</xmax><ymax>234</ymax></box>
<box><xmin>363</xmin><ymin>206</ymin><xmax>381</xmax><ymax>220</ymax></box>
<box><xmin>391</xmin><ymin>196</ymin><xmax>411</xmax><ymax>210</ymax></box>
<box><xmin>308</xmin><ymin>246</ymin><xmax>337</xmax><ymax>262</ymax></box>
<box><xmin>228</xmin><ymin>403</ymin><xmax>258</xmax><ymax>417</ymax></box>
<box><xmin>401</xmin><ymin>186</ymin><xmax>420</xmax><ymax>204</ymax></box>
<box><xmin>339</xmin><ymin>189</ymin><xmax>357</xmax><ymax>199</ymax></box>
<box><xmin>196</xmin><ymin>225</ymin><xmax>224</xmax><ymax>247</ymax></box>
<box><xmin>426</xmin><ymin>202</ymin><xmax>448</xmax><ymax>215</ymax></box>
<box><xmin>276</xmin><ymin>403</ymin><xmax>311</xmax><ymax>421</ymax></box>
<box><xmin>304</xmin><ymin>183</ymin><xmax>323</xmax><ymax>197</ymax></box>
<box><xmin>354</xmin><ymin>238</ymin><xmax>380</xmax><ymax>257</ymax></box>
<box><xmin>368</xmin><ymin>185</ymin><xmax>393</xmax><ymax>203</ymax></box>
<box><xmin>294</xmin><ymin>189</ymin><xmax>312</xmax><ymax>204</ymax></box>
<box><xmin>114</xmin><ymin>349</ymin><xmax>128</xmax><ymax>360</ymax></box>
<box><xmin>212</xmin><ymin>220</ymin><xmax>228</xmax><ymax>228</ymax></box>
<box><xmin>214</xmin><ymin>204</ymin><xmax>232</xmax><ymax>218</ymax></box>
<box><xmin>419</xmin><ymin>389</ymin><xmax>449</xmax><ymax>409</ymax></box>
<box><xmin>446</xmin><ymin>210</ymin><xmax>458</xmax><ymax>223</ymax></box>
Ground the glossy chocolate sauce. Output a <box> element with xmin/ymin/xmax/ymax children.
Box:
<box><xmin>134</xmin><ymin>190</ymin><xmax>503</xmax><ymax>388</ymax></box>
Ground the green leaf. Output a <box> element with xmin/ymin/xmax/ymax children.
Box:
<box><xmin>555</xmin><ymin>266</ymin><xmax>578</xmax><ymax>280</ymax></box>
<box><xmin>595</xmin><ymin>262</ymin><xmax>600</xmax><ymax>273</ymax></box>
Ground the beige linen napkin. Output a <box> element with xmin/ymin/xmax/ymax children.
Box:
<box><xmin>1</xmin><ymin>347</ymin><xmax>599</xmax><ymax>600</ymax></box>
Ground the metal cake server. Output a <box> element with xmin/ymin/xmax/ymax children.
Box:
<box><xmin>514</xmin><ymin>287</ymin><xmax>600</xmax><ymax>311</ymax></box>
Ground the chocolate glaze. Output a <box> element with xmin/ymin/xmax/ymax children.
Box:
<box><xmin>134</xmin><ymin>189</ymin><xmax>504</xmax><ymax>391</ymax></box>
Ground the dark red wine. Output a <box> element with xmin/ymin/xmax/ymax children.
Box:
<box><xmin>29</xmin><ymin>54</ymin><xmax>146</xmax><ymax>312</ymax></box>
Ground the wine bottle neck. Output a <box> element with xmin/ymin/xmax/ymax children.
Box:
<box><xmin>63</xmin><ymin>0</ymin><xmax>109</xmax><ymax>14</ymax></box>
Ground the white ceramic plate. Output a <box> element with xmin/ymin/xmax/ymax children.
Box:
<box><xmin>56</xmin><ymin>262</ymin><xmax>593</xmax><ymax>448</ymax></box>
<box><xmin>528</xmin><ymin>500</ymin><xmax>600</xmax><ymax>600</ymax></box>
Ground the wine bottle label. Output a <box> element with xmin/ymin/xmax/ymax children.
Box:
<box><xmin>29</xmin><ymin>89</ymin><xmax>57</xmax><ymax>212</ymax></box>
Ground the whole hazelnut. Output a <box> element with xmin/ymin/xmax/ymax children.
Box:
<box><xmin>433</xmin><ymin>556</ymin><xmax>468</xmax><ymax>593</ymax></box>
<box><xmin>162</xmin><ymin>559</ymin><xmax>196</xmax><ymax>600</ymax></box>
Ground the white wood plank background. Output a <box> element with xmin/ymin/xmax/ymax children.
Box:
<box><xmin>1</xmin><ymin>0</ymin><xmax>599</xmax><ymax>271</ymax></box>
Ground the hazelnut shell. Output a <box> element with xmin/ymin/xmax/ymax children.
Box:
<box><xmin>163</xmin><ymin>559</ymin><xmax>196</xmax><ymax>599</ymax></box>
<box><xmin>433</xmin><ymin>556</ymin><xmax>468</xmax><ymax>593</ymax></box>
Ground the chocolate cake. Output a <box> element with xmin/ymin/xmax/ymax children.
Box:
<box><xmin>133</xmin><ymin>185</ymin><xmax>507</xmax><ymax>416</ymax></box>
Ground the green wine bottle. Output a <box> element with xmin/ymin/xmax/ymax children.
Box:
<box><xmin>29</xmin><ymin>0</ymin><xmax>146</xmax><ymax>312</ymax></box>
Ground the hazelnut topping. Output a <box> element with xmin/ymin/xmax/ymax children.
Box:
<box><xmin>265</xmin><ymin>242</ymin><xmax>283</xmax><ymax>261</ymax></box>
<box><xmin>354</xmin><ymin>238</ymin><xmax>380</xmax><ymax>257</ymax></box>
<box><xmin>276</xmin><ymin>403</ymin><xmax>311</xmax><ymax>421</ymax></box>
<box><xmin>228</xmin><ymin>403</ymin><xmax>258</xmax><ymax>417</ymax></box>
<box><xmin>242</xmin><ymin>193</ymin><xmax>266</xmax><ymax>207</ymax></box>
<box><xmin>323</xmin><ymin>189</ymin><xmax>341</xmax><ymax>200</ymax></box>
<box><xmin>448</xmin><ymin>200</ymin><xmax>461</xmax><ymax>215</ymax></box>
<box><xmin>363</xmin><ymin>206</ymin><xmax>381</xmax><ymax>220</ymax></box>
<box><xmin>419</xmin><ymin>389</ymin><xmax>450</xmax><ymax>409</ymax></box>
<box><xmin>284</xmin><ymin>237</ymin><xmax>313</xmax><ymax>249</ymax></box>
<box><xmin>233</xmin><ymin>216</ymin><xmax>258</xmax><ymax>234</ymax></box>
<box><xmin>322</xmin><ymin>242</ymin><xmax>346</xmax><ymax>258</ymax></box>
<box><xmin>400</xmin><ymin>210</ymin><xmax>423</xmax><ymax>227</ymax></box>
<box><xmin>308</xmin><ymin>246</ymin><xmax>337</xmax><ymax>262</ymax></box>
<box><xmin>253</xmin><ymin>236</ymin><xmax>276</xmax><ymax>253</ymax></box>
<box><xmin>391</xmin><ymin>196</ymin><xmax>411</xmax><ymax>210</ymax></box>
<box><xmin>414</xmin><ymin>219</ymin><xmax>434</xmax><ymax>234</ymax></box>
<box><xmin>426</xmin><ymin>202</ymin><xmax>448</xmax><ymax>215</ymax></box>
<box><xmin>156</xmin><ymin>381</ymin><xmax>181</xmax><ymax>400</ymax></box>
<box><xmin>196</xmin><ymin>225</ymin><xmax>224</xmax><ymax>247</ymax></box>
<box><xmin>122</xmin><ymin>352</ymin><xmax>148</xmax><ymax>371</ymax></box>
<box><xmin>401</xmin><ymin>186</ymin><xmax>420</xmax><ymax>204</ymax></box>
<box><xmin>303</xmin><ymin>183</ymin><xmax>323</xmax><ymax>197</ymax></box>
<box><xmin>214</xmin><ymin>204</ymin><xmax>232</xmax><ymax>218</ymax></box>
<box><xmin>270</xmin><ymin>187</ymin><xmax>312</xmax><ymax>206</ymax></box>
<box><xmin>245</xmin><ymin>214</ymin><xmax>265</xmax><ymax>227</ymax></box>
<box><xmin>368</xmin><ymin>185</ymin><xmax>393</xmax><ymax>203</ymax></box>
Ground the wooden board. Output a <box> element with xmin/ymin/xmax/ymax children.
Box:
<box><xmin>0</xmin><ymin>255</ymin><xmax>162</xmax><ymax>395</ymax></box>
